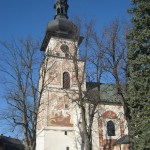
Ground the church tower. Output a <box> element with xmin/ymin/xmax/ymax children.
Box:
<box><xmin>36</xmin><ymin>1</ymin><xmax>85</xmax><ymax>150</ymax></box>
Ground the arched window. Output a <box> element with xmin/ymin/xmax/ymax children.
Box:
<box><xmin>63</xmin><ymin>72</ymin><xmax>70</xmax><ymax>89</ymax></box>
<box><xmin>107</xmin><ymin>120</ymin><xmax>115</xmax><ymax>136</ymax></box>
<box><xmin>57</xmin><ymin>8</ymin><xmax>60</xmax><ymax>14</ymax></box>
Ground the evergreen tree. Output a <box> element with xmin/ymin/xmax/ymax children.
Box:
<box><xmin>127</xmin><ymin>0</ymin><xmax>150</xmax><ymax>149</ymax></box>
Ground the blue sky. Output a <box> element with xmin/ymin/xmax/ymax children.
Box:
<box><xmin>0</xmin><ymin>0</ymin><xmax>131</xmax><ymax>41</ymax></box>
<box><xmin>0</xmin><ymin>0</ymin><xmax>131</xmax><ymax>135</ymax></box>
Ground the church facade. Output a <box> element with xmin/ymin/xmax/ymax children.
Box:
<box><xmin>36</xmin><ymin>0</ymin><xmax>128</xmax><ymax>150</ymax></box>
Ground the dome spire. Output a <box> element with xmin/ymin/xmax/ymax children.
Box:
<box><xmin>54</xmin><ymin>0</ymin><xmax>69</xmax><ymax>19</ymax></box>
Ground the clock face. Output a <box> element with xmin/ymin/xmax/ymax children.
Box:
<box><xmin>60</xmin><ymin>44</ymin><xmax>69</xmax><ymax>53</ymax></box>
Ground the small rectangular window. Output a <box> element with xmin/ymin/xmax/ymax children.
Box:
<box><xmin>65</xmin><ymin>104</ymin><xmax>69</xmax><ymax>109</ymax></box>
<box><xmin>66</xmin><ymin>147</ymin><xmax>69</xmax><ymax>150</ymax></box>
<box><xmin>65</xmin><ymin>131</ymin><xmax>67</xmax><ymax>135</ymax></box>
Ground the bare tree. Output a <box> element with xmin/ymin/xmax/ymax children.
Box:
<box><xmin>69</xmin><ymin>18</ymin><xmax>103</xmax><ymax>150</ymax></box>
<box><xmin>103</xmin><ymin>20</ymin><xmax>128</xmax><ymax>101</ymax></box>
<box><xmin>87</xmin><ymin>19</ymin><xmax>130</xmax><ymax>149</ymax></box>
<box><xmin>100</xmin><ymin>20</ymin><xmax>131</xmax><ymax>139</ymax></box>
<box><xmin>69</xmin><ymin>18</ymin><xmax>129</xmax><ymax>150</ymax></box>
<box><xmin>0</xmin><ymin>37</ymin><xmax>48</xmax><ymax>150</ymax></box>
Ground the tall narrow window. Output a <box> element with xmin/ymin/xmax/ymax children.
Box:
<box><xmin>107</xmin><ymin>120</ymin><xmax>115</xmax><ymax>136</ymax></box>
<box><xmin>63</xmin><ymin>72</ymin><xmax>70</xmax><ymax>89</ymax></box>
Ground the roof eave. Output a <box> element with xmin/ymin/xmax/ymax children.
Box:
<box><xmin>40</xmin><ymin>31</ymin><xmax>84</xmax><ymax>51</ymax></box>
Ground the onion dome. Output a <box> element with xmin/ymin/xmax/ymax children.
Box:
<box><xmin>41</xmin><ymin>0</ymin><xmax>77</xmax><ymax>51</ymax></box>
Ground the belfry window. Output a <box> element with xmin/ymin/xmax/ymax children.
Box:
<box><xmin>107</xmin><ymin>120</ymin><xmax>115</xmax><ymax>136</ymax></box>
<box><xmin>57</xmin><ymin>8</ymin><xmax>60</xmax><ymax>14</ymax></box>
<box><xmin>63</xmin><ymin>72</ymin><xmax>70</xmax><ymax>89</ymax></box>
<box><xmin>61</xmin><ymin>7</ymin><xmax>64</xmax><ymax>14</ymax></box>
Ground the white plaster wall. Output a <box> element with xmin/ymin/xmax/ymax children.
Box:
<box><xmin>83</xmin><ymin>103</ymin><xmax>100</xmax><ymax>150</ymax></box>
<box><xmin>44</xmin><ymin>128</ymin><xmax>76</xmax><ymax>150</ymax></box>
<box><xmin>72</xmin><ymin>104</ymin><xmax>82</xmax><ymax>150</ymax></box>
<box><xmin>36</xmin><ymin>130</ymin><xmax>45</xmax><ymax>150</ymax></box>
<box><xmin>92</xmin><ymin>116</ymin><xmax>100</xmax><ymax>150</ymax></box>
